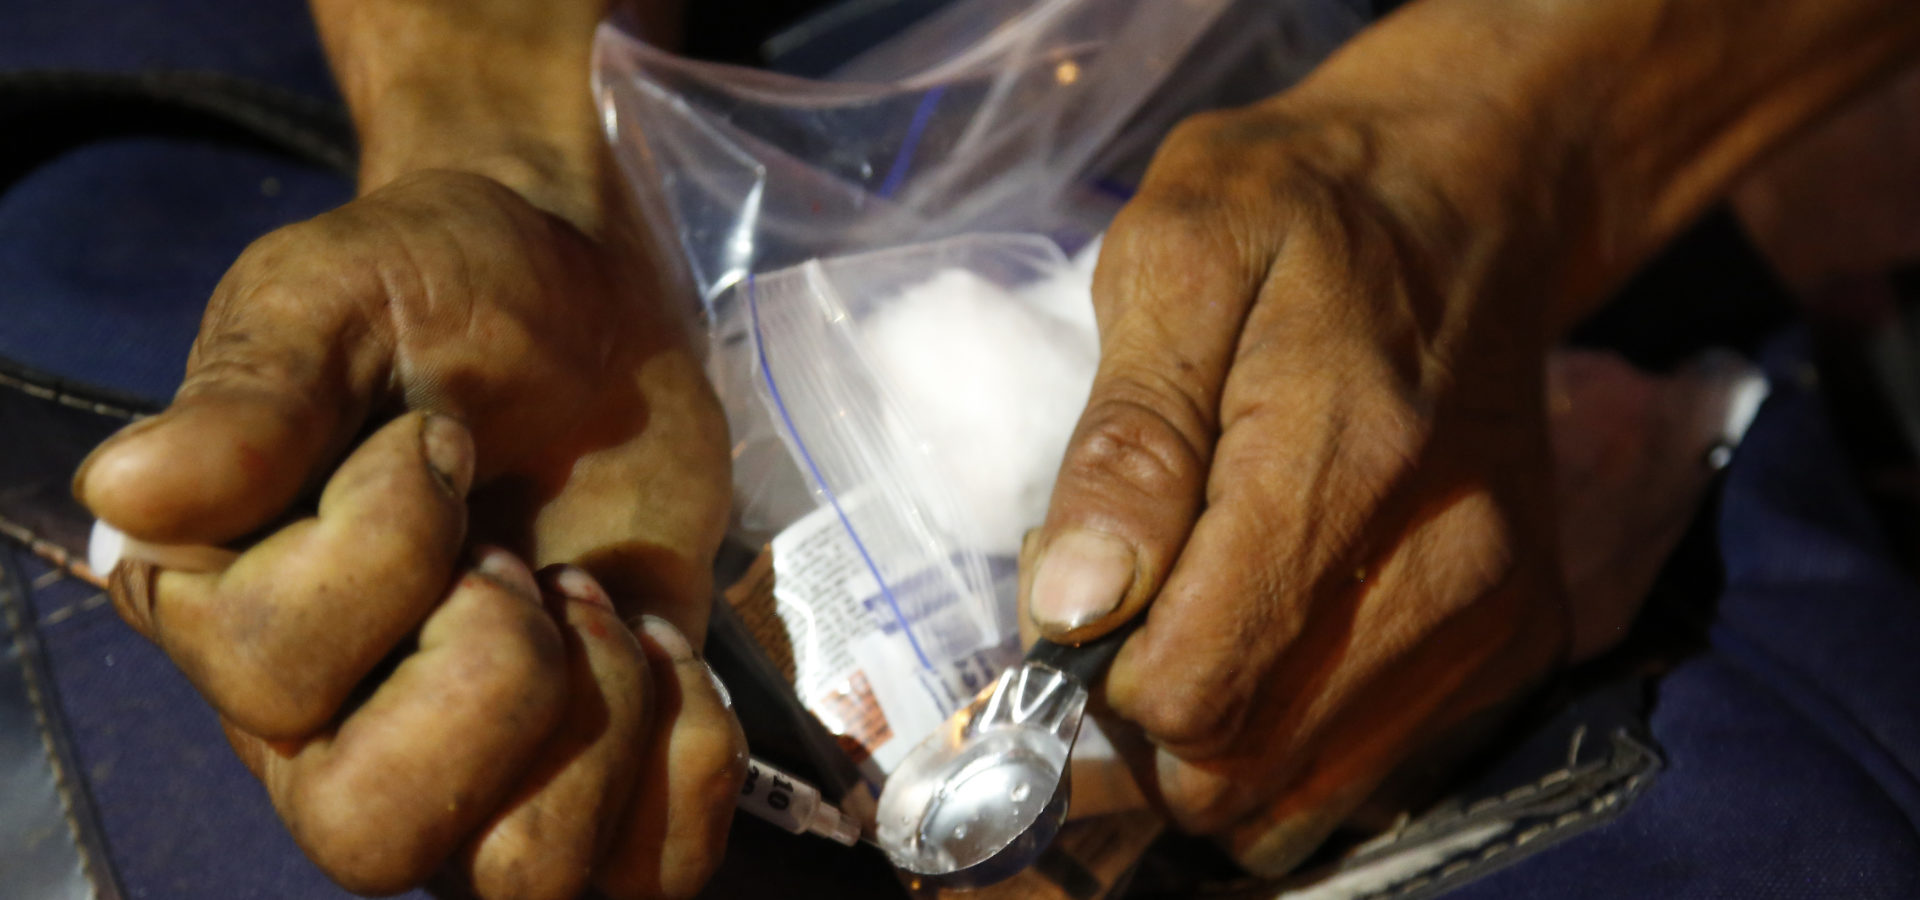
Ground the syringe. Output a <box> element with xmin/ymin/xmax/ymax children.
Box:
<box><xmin>736</xmin><ymin>755</ymin><xmax>864</xmax><ymax>846</ymax></box>
<box><xmin>88</xmin><ymin>521</ymin><xmax>865</xmax><ymax>847</ymax></box>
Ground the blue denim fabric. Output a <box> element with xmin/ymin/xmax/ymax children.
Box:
<box><xmin>1</xmin><ymin>138</ymin><xmax>350</xmax><ymax>404</ymax></box>
<box><xmin>1442</xmin><ymin>334</ymin><xmax>1920</xmax><ymax>900</ymax></box>
<box><xmin>0</xmin><ymin>0</ymin><xmax>347</xmax><ymax>407</ymax></box>
<box><xmin>0</xmin><ymin>0</ymin><xmax>338</xmax><ymax>95</ymax></box>
<box><xmin>8</xmin><ymin>1</ymin><xmax>1920</xmax><ymax>898</ymax></box>
<box><xmin>1</xmin><ymin>1</ymin><xmax>373</xmax><ymax>896</ymax></box>
<box><xmin>9</xmin><ymin>547</ymin><xmax>378</xmax><ymax>900</ymax></box>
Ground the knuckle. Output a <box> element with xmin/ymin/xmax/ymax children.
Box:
<box><xmin>1160</xmin><ymin>771</ymin><xmax>1246</xmax><ymax>835</ymax></box>
<box><xmin>637</xmin><ymin>722</ymin><xmax>748</xmax><ymax>900</ymax></box>
<box><xmin>290</xmin><ymin>780</ymin><xmax>440</xmax><ymax>895</ymax></box>
<box><xmin>503</xmin><ymin>600</ymin><xmax>570</xmax><ymax>681</ymax></box>
<box><xmin>1064</xmin><ymin>396</ymin><xmax>1208</xmax><ymax>505</ymax></box>
<box><xmin>209</xmin><ymin>679</ymin><xmax>333</xmax><ymax>742</ymax></box>
<box><xmin>598</xmin><ymin>842</ymin><xmax>726</xmax><ymax>900</ymax></box>
<box><xmin>223</xmin><ymin>224</ymin><xmax>310</xmax><ymax>281</ymax></box>
<box><xmin>1152</xmin><ymin>110</ymin><xmax>1237</xmax><ymax>177</ymax></box>
<box><xmin>1458</xmin><ymin>493</ymin><xmax>1518</xmax><ymax>581</ymax></box>
<box><xmin>1104</xmin><ymin>194</ymin><xmax>1235</xmax><ymax>276</ymax></box>
<box><xmin>1350</xmin><ymin>388</ymin><xmax>1435</xmax><ymax>475</ymax></box>
<box><xmin>470</xmin><ymin>822</ymin><xmax>594</xmax><ymax>900</ymax></box>
<box><xmin>1427</xmin><ymin>489</ymin><xmax>1522</xmax><ymax>614</ymax></box>
<box><xmin>1124</xmin><ymin>671</ymin><xmax>1250</xmax><ymax>752</ymax></box>
<box><xmin>1225</xmin><ymin>798</ymin><xmax>1349</xmax><ymax>878</ymax></box>
<box><xmin>460</xmin><ymin>570</ymin><xmax>567</xmax><ymax>664</ymax></box>
<box><xmin>458</xmin><ymin>600</ymin><xmax>567</xmax><ymax>706</ymax></box>
<box><xmin>175</xmin><ymin>339</ymin><xmax>323</xmax><ymax>411</ymax></box>
<box><xmin>1164</xmin><ymin>108</ymin><xmax>1229</xmax><ymax>147</ymax></box>
<box><xmin>1176</xmin><ymin>800</ymin><xmax>1241</xmax><ymax>836</ymax></box>
<box><xmin>1138</xmin><ymin>110</ymin><xmax>1297</xmax><ymax>210</ymax></box>
<box><xmin>660</xmin><ymin>841</ymin><xmax>730</xmax><ymax>899</ymax></box>
<box><xmin>651</xmin><ymin>839</ymin><xmax>729</xmax><ymax>900</ymax></box>
<box><xmin>1099</xmin><ymin>185</ymin><xmax>1266</xmax><ymax>319</ymax></box>
<box><xmin>171</xmin><ymin>596</ymin><xmax>340</xmax><ymax>740</ymax></box>
<box><xmin>688</xmin><ymin>729</ymin><xmax>751</xmax><ymax>817</ymax></box>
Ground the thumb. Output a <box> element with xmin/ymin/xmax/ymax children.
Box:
<box><xmin>1023</xmin><ymin>215</ymin><xmax>1256</xmax><ymax>642</ymax></box>
<box><xmin>75</xmin><ymin>285</ymin><xmax>372</xmax><ymax>545</ymax></box>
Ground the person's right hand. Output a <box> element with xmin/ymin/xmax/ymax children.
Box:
<box><xmin>1020</xmin><ymin>89</ymin><xmax>1575</xmax><ymax>875</ymax></box>
<box><xmin>75</xmin><ymin>169</ymin><xmax>744</xmax><ymax>899</ymax></box>
<box><xmin>1019</xmin><ymin>0</ymin><xmax>1920</xmax><ymax>873</ymax></box>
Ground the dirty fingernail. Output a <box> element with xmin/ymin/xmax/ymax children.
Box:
<box><xmin>1019</xmin><ymin>528</ymin><xmax>1042</xmax><ymax>566</ymax></box>
<box><xmin>475</xmin><ymin>545</ymin><xmax>538</xmax><ymax>600</ymax></box>
<box><xmin>421</xmin><ymin>414</ymin><xmax>475</xmax><ymax>496</ymax></box>
<box><xmin>548</xmin><ymin>565</ymin><xmax>614</xmax><ymax>610</ymax></box>
<box><xmin>1030</xmin><ymin>529</ymin><xmax>1134</xmax><ymax>633</ymax></box>
<box><xmin>639</xmin><ymin>614</ymin><xmax>695</xmax><ymax>662</ymax></box>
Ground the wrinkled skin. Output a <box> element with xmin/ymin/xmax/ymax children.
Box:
<box><xmin>1016</xmin><ymin>0</ymin><xmax>1920</xmax><ymax>878</ymax></box>
<box><xmin>1020</xmin><ymin>99</ymin><xmax>1574</xmax><ymax>875</ymax></box>
<box><xmin>77</xmin><ymin>170</ymin><xmax>745</xmax><ymax>899</ymax></box>
<box><xmin>77</xmin><ymin>0</ymin><xmax>1920</xmax><ymax>890</ymax></box>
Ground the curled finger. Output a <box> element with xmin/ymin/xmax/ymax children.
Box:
<box><xmin>226</xmin><ymin>547</ymin><xmax>568</xmax><ymax>896</ymax></box>
<box><xmin>456</xmin><ymin>566</ymin><xmax>656</xmax><ymax>900</ymax></box>
<box><xmin>1024</xmin><ymin>197</ymin><xmax>1270</xmax><ymax>644</ymax></box>
<box><xmin>595</xmin><ymin>614</ymin><xmax>747</xmax><ymax>900</ymax></box>
<box><xmin>143</xmin><ymin>412</ymin><xmax>475</xmax><ymax>738</ymax></box>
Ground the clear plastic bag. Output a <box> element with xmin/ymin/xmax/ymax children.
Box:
<box><xmin>593</xmin><ymin>0</ymin><xmax>1368</xmax><ymax>305</ymax></box>
<box><xmin>740</xmin><ymin>234</ymin><xmax>1091</xmax><ymax>657</ymax></box>
<box><xmin>594</xmin><ymin>0</ymin><xmax>1368</xmax><ymax>767</ymax></box>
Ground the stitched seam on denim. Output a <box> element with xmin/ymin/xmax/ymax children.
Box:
<box><xmin>1381</xmin><ymin>731</ymin><xmax>1655</xmax><ymax>851</ymax></box>
<box><xmin>1387</xmin><ymin>760</ymin><xmax>1593</xmax><ymax>843</ymax></box>
<box><xmin>1</xmin><ymin>554</ymin><xmax>107</xmax><ymax>897</ymax></box>
<box><xmin>22</xmin><ymin>567</ymin><xmax>114</xmax><ymax>631</ymax></box>
<box><xmin>0</xmin><ymin>513</ymin><xmax>103</xmax><ymax>589</ymax></box>
<box><xmin>1357</xmin><ymin>769</ymin><xmax>1657</xmax><ymax>900</ymax></box>
<box><xmin>1197</xmin><ymin>739</ymin><xmax>1655</xmax><ymax>899</ymax></box>
<box><xmin>40</xmin><ymin>593</ymin><xmax>111</xmax><ymax>628</ymax></box>
<box><xmin>0</xmin><ymin>371</ymin><xmax>146</xmax><ymax>422</ymax></box>
<box><xmin>1322</xmin><ymin>733</ymin><xmax>1657</xmax><ymax>900</ymax></box>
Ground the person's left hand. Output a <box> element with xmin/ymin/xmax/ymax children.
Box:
<box><xmin>75</xmin><ymin>169</ymin><xmax>743</xmax><ymax>898</ymax></box>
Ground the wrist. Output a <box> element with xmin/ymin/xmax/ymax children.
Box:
<box><xmin>351</xmin><ymin>81</ymin><xmax>609</xmax><ymax>230</ymax></box>
<box><xmin>1565</xmin><ymin>0</ymin><xmax>1920</xmax><ymax>323</ymax></box>
<box><xmin>312</xmin><ymin>0</ymin><xmax>614</xmax><ymax>229</ymax></box>
<box><xmin>1267</xmin><ymin>4</ymin><xmax>1596</xmax><ymax>348</ymax></box>
<box><xmin>1284</xmin><ymin>0</ymin><xmax>1920</xmax><ymax>333</ymax></box>
<box><xmin>1248</xmin><ymin>90</ymin><xmax>1568</xmax><ymax>361</ymax></box>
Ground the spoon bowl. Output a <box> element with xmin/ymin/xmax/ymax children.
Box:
<box><xmin>876</xmin><ymin>626</ymin><xmax>1136</xmax><ymax>886</ymax></box>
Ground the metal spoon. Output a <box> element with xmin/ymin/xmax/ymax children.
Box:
<box><xmin>874</xmin><ymin>624</ymin><xmax>1134</xmax><ymax>887</ymax></box>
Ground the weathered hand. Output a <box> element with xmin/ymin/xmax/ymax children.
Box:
<box><xmin>1021</xmin><ymin>0</ymin><xmax>1920</xmax><ymax>875</ymax></box>
<box><xmin>1020</xmin><ymin>95</ymin><xmax>1573</xmax><ymax>874</ymax></box>
<box><xmin>75</xmin><ymin>170</ymin><xmax>743</xmax><ymax>898</ymax></box>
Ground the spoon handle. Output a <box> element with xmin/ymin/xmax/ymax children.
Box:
<box><xmin>1022</xmin><ymin>618</ymin><xmax>1142</xmax><ymax>687</ymax></box>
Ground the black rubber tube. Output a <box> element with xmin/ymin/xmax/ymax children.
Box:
<box><xmin>1021</xmin><ymin>619</ymin><xmax>1140</xmax><ymax>687</ymax></box>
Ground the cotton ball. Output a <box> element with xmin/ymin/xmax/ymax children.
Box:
<box><xmin>861</xmin><ymin>265</ymin><xmax>1098</xmax><ymax>555</ymax></box>
<box><xmin>1016</xmin><ymin>235</ymin><xmax>1100</xmax><ymax>343</ymax></box>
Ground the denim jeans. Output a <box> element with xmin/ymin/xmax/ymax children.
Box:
<box><xmin>5</xmin><ymin>1</ymin><xmax>1919</xmax><ymax>898</ymax></box>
